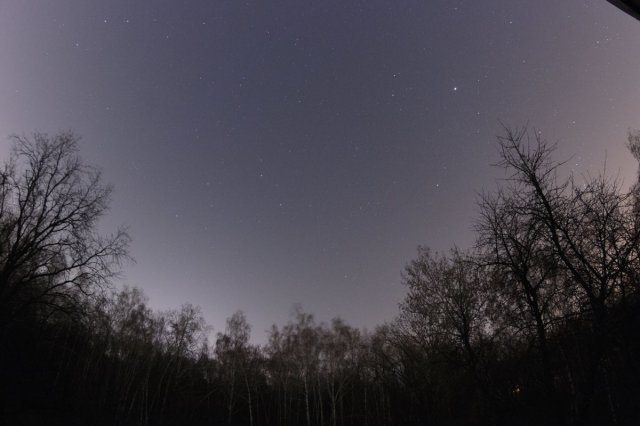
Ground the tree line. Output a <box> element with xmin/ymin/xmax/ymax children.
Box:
<box><xmin>1</xmin><ymin>128</ymin><xmax>640</xmax><ymax>425</ymax></box>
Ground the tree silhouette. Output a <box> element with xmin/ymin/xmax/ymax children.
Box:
<box><xmin>4</xmin><ymin>128</ymin><xmax>640</xmax><ymax>426</ymax></box>
<box><xmin>0</xmin><ymin>132</ymin><xmax>130</xmax><ymax>328</ymax></box>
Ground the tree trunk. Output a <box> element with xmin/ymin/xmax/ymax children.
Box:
<box><xmin>304</xmin><ymin>375</ymin><xmax>311</xmax><ymax>426</ymax></box>
<box><xmin>244</xmin><ymin>372</ymin><xmax>253</xmax><ymax>426</ymax></box>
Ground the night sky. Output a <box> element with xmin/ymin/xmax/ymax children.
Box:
<box><xmin>0</xmin><ymin>1</ymin><xmax>638</xmax><ymax>342</ymax></box>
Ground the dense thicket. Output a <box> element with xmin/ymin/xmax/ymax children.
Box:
<box><xmin>2</xmin><ymin>129</ymin><xmax>640</xmax><ymax>425</ymax></box>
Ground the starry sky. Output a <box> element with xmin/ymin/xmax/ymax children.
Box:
<box><xmin>0</xmin><ymin>0</ymin><xmax>638</xmax><ymax>342</ymax></box>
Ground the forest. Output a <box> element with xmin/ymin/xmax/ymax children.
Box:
<box><xmin>2</xmin><ymin>127</ymin><xmax>640</xmax><ymax>426</ymax></box>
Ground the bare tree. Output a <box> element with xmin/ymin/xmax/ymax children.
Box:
<box><xmin>493</xmin><ymin>126</ymin><xmax>640</xmax><ymax>329</ymax></box>
<box><xmin>215</xmin><ymin>310</ymin><xmax>253</xmax><ymax>426</ymax></box>
<box><xmin>492</xmin><ymin>126</ymin><xmax>640</xmax><ymax>424</ymax></box>
<box><xmin>400</xmin><ymin>247</ymin><xmax>491</xmax><ymax>367</ymax></box>
<box><xmin>322</xmin><ymin>317</ymin><xmax>361</xmax><ymax>426</ymax></box>
<box><xmin>286</xmin><ymin>307</ymin><xmax>322</xmax><ymax>426</ymax></box>
<box><xmin>0</xmin><ymin>132</ymin><xmax>130</xmax><ymax>327</ymax></box>
<box><xmin>626</xmin><ymin>129</ymin><xmax>640</xmax><ymax>212</ymax></box>
<box><xmin>476</xmin><ymin>178</ymin><xmax>565</xmax><ymax>397</ymax></box>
